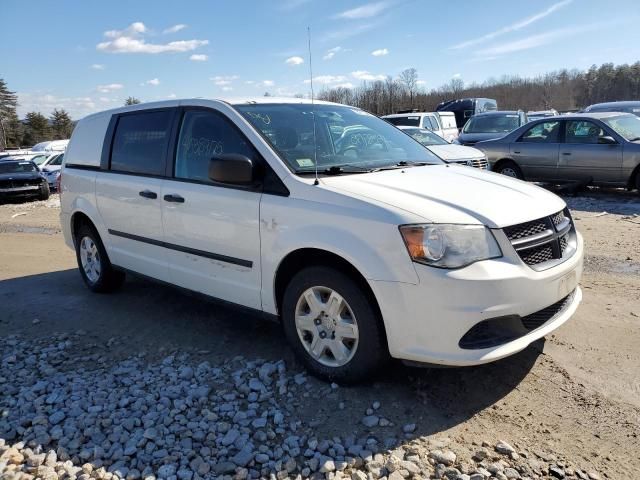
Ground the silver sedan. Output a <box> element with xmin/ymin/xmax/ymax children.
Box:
<box><xmin>475</xmin><ymin>112</ymin><xmax>640</xmax><ymax>191</ymax></box>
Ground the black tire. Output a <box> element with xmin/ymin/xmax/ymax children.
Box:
<box><xmin>38</xmin><ymin>182</ymin><xmax>50</xmax><ymax>201</ymax></box>
<box><xmin>75</xmin><ymin>223</ymin><xmax>125</xmax><ymax>293</ymax></box>
<box><xmin>281</xmin><ymin>266</ymin><xmax>388</xmax><ymax>384</ymax></box>
<box><xmin>495</xmin><ymin>160</ymin><xmax>524</xmax><ymax>180</ymax></box>
<box><xmin>635</xmin><ymin>171</ymin><xmax>640</xmax><ymax>193</ymax></box>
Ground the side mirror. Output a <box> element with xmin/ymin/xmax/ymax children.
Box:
<box><xmin>598</xmin><ymin>135</ymin><xmax>616</xmax><ymax>145</ymax></box>
<box><xmin>209</xmin><ymin>154</ymin><xmax>254</xmax><ymax>185</ymax></box>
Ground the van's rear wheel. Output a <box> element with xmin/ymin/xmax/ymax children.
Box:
<box><xmin>75</xmin><ymin>224</ymin><xmax>124</xmax><ymax>293</ymax></box>
<box><xmin>282</xmin><ymin>266</ymin><xmax>387</xmax><ymax>383</ymax></box>
<box><xmin>495</xmin><ymin>161</ymin><xmax>524</xmax><ymax>180</ymax></box>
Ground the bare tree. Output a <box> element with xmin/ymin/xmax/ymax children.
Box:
<box><xmin>398</xmin><ymin>68</ymin><xmax>418</xmax><ymax>108</ymax></box>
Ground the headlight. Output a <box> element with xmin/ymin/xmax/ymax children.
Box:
<box><xmin>399</xmin><ymin>224</ymin><xmax>502</xmax><ymax>268</ymax></box>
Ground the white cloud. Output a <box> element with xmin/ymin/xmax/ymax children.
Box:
<box><xmin>189</xmin><ymin>54</ymin><xmax>208</xmax><ymax>61</ymax></box>
<box><xmin>322</xmin><ymin>23</ymin><xmax>377</xmax><ymax>42</ymax></box>
<box><xmin>97</xmin><ymin>22</ymin><xmax>208</xmax><ymax>54</ymax></box>
<box><xmin>452</xmin><ymin>73</ymin><xmax>461</xmax><ymax>78</ymax></box>
<box><xmin>167</xmin><ymin>93</ymin><xmax>177</xmax><ymax>99</ymax></box>
<box><xmin>222</xmin><ymin>86</ymin><xmax>233</xmax><ymax>92</ymax></box>
<box><xmin>285</xmin><ymin>56</ymin><xmax>305</xmax><ymax>66</ymax></box>
<box><xmin>371</xmin><ymin>48</ymin><xmax>388</xmax><ymax>57</ymax></box>
<box><xmin>96</xmin><ymin>83</ymin><xmax>124</xmax><ymax>93</ymax></box>
<box><xmin>245</xmin><ymin>80</ymin><xmax>255</xmax><ymax>85</ymax></box>
<box><xmin>476</xmin><ymin>24</ymin><xmax>596</xmax><ymax>57</ymax></box>
<box><xmin>90</xmin><ymin>64</ymin><xmax>105</xmax><ymax>70</ymax></box>
<box><xmin>323</xmin><ymin>46</ymin><xmax>343</xmax><ymax>60</ymax></box>
<box><xmin>351</xmin><ymin>70</ymin><xmax>385</xmax><ymax>81</ymax></box>
<box><xmin>163</xmin><ymin>24</ymin><xmax>187</xmax><ymax>34</ymax></box>
<box><xmin>333</xmin><ymin>1</ymin><xmax>392</xmax><ymax>19</ymax></box>
<box><xmin>144</xmin><ymin>78</ymin><xmax>160</xmax><ymax>86</ymax></box>
<box><xmin>210</xmin><ymin>75</ymin><xmax>239</xmax><ymax>86</ymax></box>
<box><xmin>17</xmin><ymin>92</ymin><xmax>102</xmax><ymax>119</ymax></box>
<box><xmin>262</xmin><ymin>80</ymin><xmax>275</xmax><ymax>87</ymax></box>
<box><xmin>450</xmin><ymin>0</ymin><xmax>572</xmax><ymax>50</ymax></box>
<box><xmin>304</xmin><ymin>75</ymin><xmax>348</xmax><ymax>85</ymax></box>
<box><xmin>333</xmin><ymin>82</ymin><xmax>354</xmax><ymax>89</ymax></box>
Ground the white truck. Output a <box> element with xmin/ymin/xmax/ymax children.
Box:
<box><xmin>382</xmin><ymin>111</ymin><xmax>459</xmax><ymax>143</ymax></box>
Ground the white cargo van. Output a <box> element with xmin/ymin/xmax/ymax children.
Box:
<box><xmin>382</xmin><ymin>112</ymin><xmax>458</xmax><ymax>142</ymax></box>
<box><xmin>60</xmin><ymin>98</ymin><xmax>583</xmax><ymax>382</ymax></box>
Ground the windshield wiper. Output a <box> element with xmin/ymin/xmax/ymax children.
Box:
<box><xmin>323</xmin><ymin>165</ymin><xmax>377</xmax><ymax>175</ymax></box>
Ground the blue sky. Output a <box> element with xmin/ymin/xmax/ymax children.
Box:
<box><xmin>1</xmin><ymin>0</ymin><xmax>639</xmax><ymax>118</ymax></box>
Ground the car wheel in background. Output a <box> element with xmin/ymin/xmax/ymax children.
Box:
<box><xmin>75</xmin><ymin>224</ymin><xmax>125</xmax><ymax>293</ymax></box>
<box><xmin>496</xmin><ymin>161</ymin><xmax>524</xmax><ymax>180</ymax></box>
<box><xmin>282</xmin><ymin>266</ymin><xmax>388</xmax><ymax>384</ymax></box>
<box><xmin>38</xmin><ymin>182</ymin><xmax>50</xmax><ymax>201</ymax></box>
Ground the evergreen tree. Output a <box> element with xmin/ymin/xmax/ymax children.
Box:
<box><xmin>50</xmin><ymin>108</ymin><xmax>74</xmax><ymax>139</ymax></box>
<box><xmin>124</xmin><ymin>96</ymin><xmax>141</xmax><ymax>106</ymax></box>
<box><xmin>22</xmin><ymin>112</ymin><xmax>51</xmax><ymax>146</ymax></box>
<box><xmin>0</xmin><ymin>78</ymin><xmax>20</xmax><ymax>149</ymax></box>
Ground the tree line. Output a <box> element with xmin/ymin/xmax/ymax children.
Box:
<box><xmin>0</xmin><ymin>79</ymin><xmax>75</xmax><ymax>149</ymax></box>
<box><xmin>318</xmin><ymin>61</ymin><xmax>640</xmax><ymax>116</ymax></box>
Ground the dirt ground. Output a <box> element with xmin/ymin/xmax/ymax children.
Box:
<box><xmin>1</xmin><ymin>190</ymin><xmax>639</xmax><ymax>478</ymax></box>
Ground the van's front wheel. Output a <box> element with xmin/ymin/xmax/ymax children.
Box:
<box><xmin>282</xmin><ymin>266</ymin><xmax>387</xmax><ymax>383</ymax></box>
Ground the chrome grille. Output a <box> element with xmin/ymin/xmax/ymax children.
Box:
<box><xmin>468</xmin><ymin>158</ymin><xmax>488</xmax><ymax>169</ymax></box>
<box><xmin>504</xmin><ymin>208</ymin><xmax>576</xmax><ymax>270</ymax></box>
<box><xmin>504</xmin><ymin>219</ymin><xmax>548</xmax><ymax>240</ymax></box>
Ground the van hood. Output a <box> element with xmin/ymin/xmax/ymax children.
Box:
<box><xmin>427</xmin><ymin>144</ymin><xmax>484</xmax><ymax>162</ymax></box>
<box><xmin>321</xmin><ymin>164</ymin><xmax>565</xmax><ymax>228</ymax></box>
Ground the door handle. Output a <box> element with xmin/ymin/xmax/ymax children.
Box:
<box><xmin>163</xmin><ymin>194</ymin><xmax>185</xmax><ymax>203</ymax></box>
<box><xmin>139</xmin><ymin>190</ymin><xmax>157</xmax><ymax>199</ymax></box>
<box><xmin>562</xmin><ymin>152</ymin><xmax>571</xmax><ymax>156</ymax></box>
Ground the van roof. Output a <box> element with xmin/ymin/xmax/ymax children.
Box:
<box><xmin>77</xmin><ymin>97</ymin><xmax>347</xmax><ymax>122</ymax></box>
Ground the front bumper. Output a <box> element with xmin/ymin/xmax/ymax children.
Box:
<box><xmin>370</xmin><ymin>231</ymin><xmax>584</xmax><ymax>366</ymax></box>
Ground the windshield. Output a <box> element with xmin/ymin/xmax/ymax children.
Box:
<box><xmin>0</xmin><ymin>161</ymin><xmax>37</xmax><ymax>174</ymax></box>
<box><xmin>602</xmin><ymin>114</ymin><xmax>640</xmax><ymax>141</ymax></box>
<box><xmin>235</xmin><ymin>104</ymin><xmax>443</xmax><ymax>173</ymax></box>
<box><xmin>403</xmin><ymin>128</ymin><xmax>448</xmax><ymax>146</ymax></box>
<box><xmin>463</xmin><ymin>114</ymin><xmax>521</xmax><ymax>134</ymax></box>
<box><xmin>385</xmin><ymin>116</ymin><xmax>420</xmax><ymax>127</ymax></box>
<box><xmin>31</xmin><ymin>154</ymin><xmax>49</xmax><ymax>165</ymax></box>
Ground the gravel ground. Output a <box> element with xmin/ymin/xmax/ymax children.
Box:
<box><xmin>1</xmin><ymin>190</ymin><xmax>639</xmax><ymax>480</ymax></box>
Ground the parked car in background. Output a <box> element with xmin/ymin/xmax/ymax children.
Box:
<box><xmin>0</xmin><ymin>160</ymin><xmax>50</xmax><ymax>202</ymax></box>
<box><xmin>40</xmin><ymin>153</ymin><xmax>64</xmax><ymax>189</ymax></box>
<box><xmin>583</xmin><ymin>101</ymin><xmax>640</xmax><ymax>117</ymax></box>
<box><xmin>528</xmin><ymin>109</ymin><xmax>558</xmax><ymax>122</ymax></box>
<box><xmin>476</xmin><ymin>112</ymin><xmax>640</xmax><ymax>190</ymax></box>
<box><xmin>60</xmin><ymin>98</ymin><xmax>583</xmax><ymax>382</ymax></box>
<box><xmin>31</xmin><ymin>139</ymin><xmax>69</xmax><ymax>152</ymax></box>
<box><xmin>456</xmin><ymin>111</ymin><xmax>528</xmax><ymax>146</ymax></box>
<box><xmin>436</xmin><ymin>98</ymin><xmax>498</xmax><ymax>130</ymax></box>
<box><xmin>382</xmin><ymin>111</ymin><xmax>459</xmax><ymax>142</ymax></box>
<box><xmin>397</xmin><ymin>126</ymin><xmax>488</xmax><ymax>169</ymax></box>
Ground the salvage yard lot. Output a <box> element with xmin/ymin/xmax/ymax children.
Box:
<box><xmin>1</xmin><ymin>191</ymin><xmax>639</xmax><ymax>479</ymax></box>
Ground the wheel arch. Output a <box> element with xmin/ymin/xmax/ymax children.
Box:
<box><xmin>492</xmin><ymin>157</ymin><xmax>517</xmax><ymax>172</ymax></box>
<box><xmin>273</xmin><ymin>248</ymin><xmax>389</xmax><ymax>349</ymax></box>
<box><xmin>628</xmin><ymin>163</ymin><xmax>640</xmax><ymax>190</ymax></box>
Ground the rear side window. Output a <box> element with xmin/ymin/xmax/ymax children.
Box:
<box><xmin>110</xmin><ymin>110</ymin><xmax>173</xmax><ymax>175</ymax></box>
<box><xmin>386</xmin><ymin>116</ymin><xmax>420</xmax><ymax>127</ymax></box>
<box><xmin>175</xmin><ymin>109</ymin><xmax>257</xmax><ymax>183</ymax></box>
<box><xmin>519</xmin><ymin>121</ymin><xmax>560</xmax><ymax>143</ymax></box>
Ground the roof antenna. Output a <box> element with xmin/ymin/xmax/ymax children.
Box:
<box><xmin>307</xmin><ymin>26</ymin><xmax>319</xmax><ymax>186</ymax></box>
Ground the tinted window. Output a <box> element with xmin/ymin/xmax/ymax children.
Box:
<box><xmin>385</xmin><ymin>116</ymin><xmax>420</xmax><ymax>127</ymax></box>
<box><xmin>519</xmin><ymin>121</ymin><xmax>560</xmax><ymax>143</ymax></box>
<box><xmin>0</xmin><ymin>162</ymin><xmax>37</xmax><ymax>174</ymax></box>
<box><xmin>175</xmin><ymin>110</ymin><xmax>256</xmax><ymax>183</ymax></box>
<box><xmin>565</xmin><ymin>121</ymin><xmax>606</xmax><ymax>144</ymax></box>
<box><xmin>463</xmin><ymin>114</ymin><xmax>521</xmax><ymax>133</ymax></box>
<box><xmin>110</xmin><ymin>110</ymin><xmax>173</xmax><ymax>175</ymax></box>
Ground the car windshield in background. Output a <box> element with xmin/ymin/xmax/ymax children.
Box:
<box><xmin>235</xmin><ymin>104</ymin><xmax>443</xmax><ymax>173</ymax></box>
<box><xmin>463</xmin><ymin>114</ymin><xmax>521</xmax><ymax>133</ymax></box>
<box><xmin>602</xmin><ymin>114</ymin><xmax>640</xmax><ymax>141</ymax></box>
<box><xmin>0</xmin><ymin>161</ymin><xmax>37</xmax><ymax>174</ymax></box>
<box><xmin>403</xmin><ymin>128</ymin><xmax>449</xmax><ymax>146</ymax></box>
<box><xmin>385</xmin><ymin>116</ymin><xmax>420</xmax><ymax>127</ymax></box>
